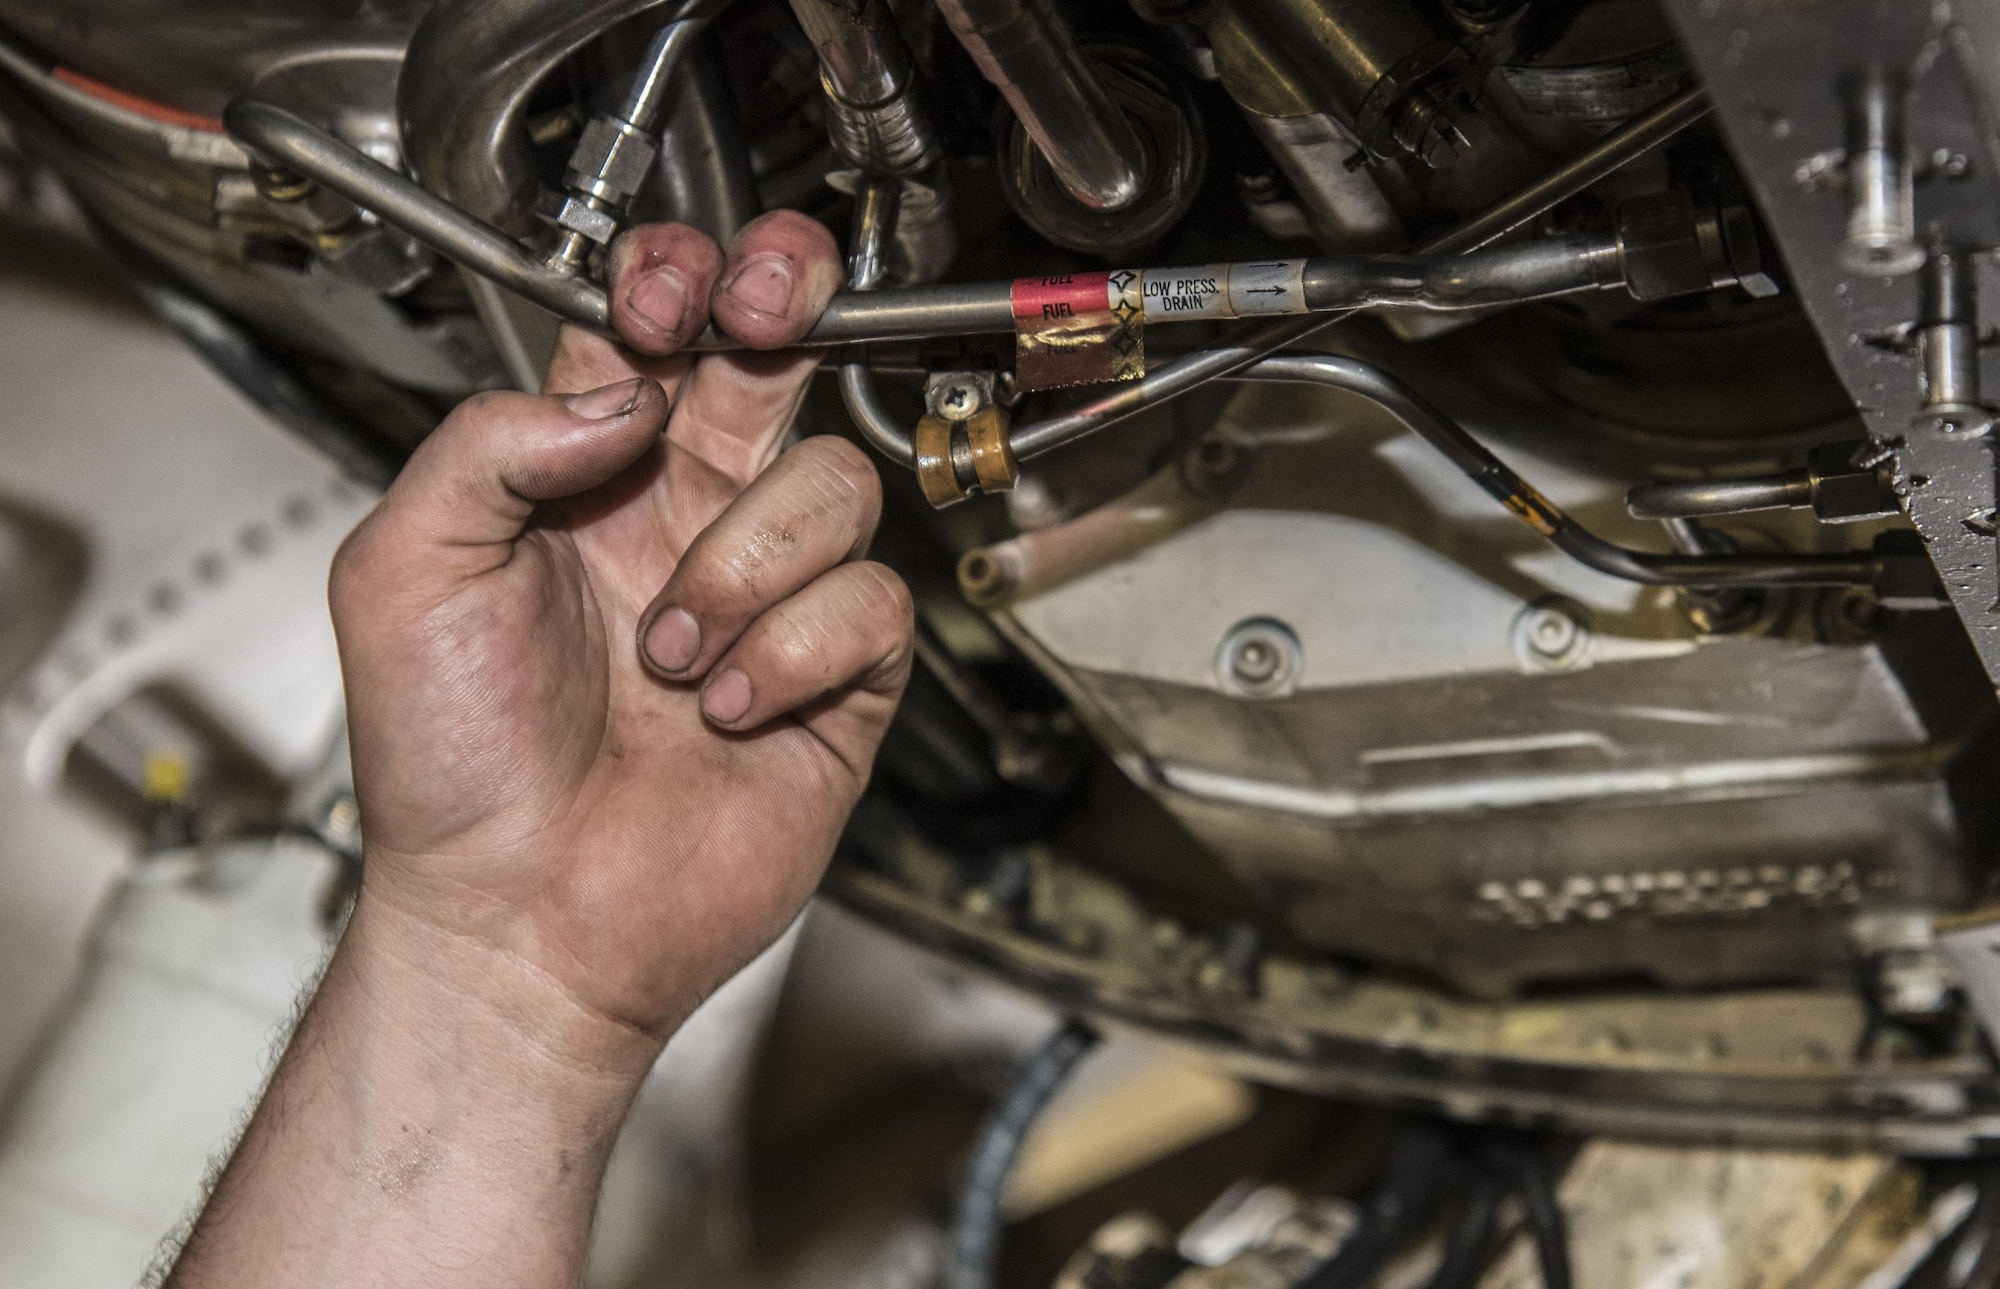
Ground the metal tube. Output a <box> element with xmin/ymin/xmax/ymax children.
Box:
<box><xmin>1233</xmin><ymin>354</ymin><xmax>1881</xmax><ymax>588</ymax></box>
<box><xmin>1429</xmin><ymin>87</ymin><xmax>1710</xmax><ymax>256</ymax></box>
<box><xmin>1920</xmin><ymin>247</ymin><xmax>1983</xmax><ymax>420</ymax></box>
<box><xmin>790</xmin><ymin>0</ymin><xmax>940</xmax><ymax>176</ymax></box>
<box><xmin>618</xmin><ymin>17</ymin><xmax>710</xmax><ymax>131</ymax></box>
<box><xmin>790</xmin><ymin>0</ymin><xmax>911</xmax><ymax>107</ymax></box>
<box><xmin>397</xmin><ymin>0</ymin><xmax>690</xmax><ymax>385</ymax></box>
<box><xmin>234</xmin><ymin>80</ymin><xmax>1704</xmax><ymax>356</ymax></box>
<box><xmin>1005</xmin><ymin>87</ymin><xmax>1711</xmax><ymax>462</ymax></box>
<box><xmin>223</xmin><ymin>100</ymin><xmax>614</xmax><ymax>331</ymax></box>
<box><xmin>220</xmin><ymin>104</ymin><xmax>1634</xmax><ymax>348</ymax></box>
<box><xmin>1626</xmin><ymin>473</ymin><xmax>1814</xmax><ymax>520</ymax></box>
<box><xmin>1839</xmin><ymin>69</ymin><xmax>1924</xmax><ymax>277</ymax></box>
<box><xmin>644</xmin><ymin>26</ymin><xmax>761</xmax><ymax>242</ymax></box>
<box><xmin>934</xmin><ymin>0</ymin><xmax>1149</xmax><ymax>211</ymax></box>
<box><xmin>840</xmin><ymin>177</ymin><xmax>918</xmax><ymax>468</ymax></box>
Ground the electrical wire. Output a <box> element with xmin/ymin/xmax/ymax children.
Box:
<box><xmin>945</xmin><ymin>1017</ymin><xmax>1101</xmax><ymax>1289</ymax></box>
<box><xmin>1297</xmin><ymin>1125</ymin><xmax>1455</xmax><ymax>1289</ymax></box>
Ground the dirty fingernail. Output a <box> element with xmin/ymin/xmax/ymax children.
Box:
<box><xmin>702</xmin><ymin>669</ymin><xmax>752</xmax><ymax>724</ymax></box>
<box><xmin>643</xmin><ymin>607</ymin><xmax>700</xmax><ymax>673</ymax></box>
<box><xmin>721</xmin><ymin>254</ymin><xmax>795</xmax><ymax>318</ymax></box>
<box><xmin>627</xmin><ymin>266</ymin><xmax>689</xmax><ymax>338</ymax></box>
<box><xmin>565</xmin><ymin>377</ymin><xmax>646</xmax><ymax>419</ymax></box>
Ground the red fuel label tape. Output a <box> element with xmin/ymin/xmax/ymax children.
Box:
<box><xmin>1010</xmin><ymin>270</ymin><xmax>1144</xmax><ymax>391</ymax></box>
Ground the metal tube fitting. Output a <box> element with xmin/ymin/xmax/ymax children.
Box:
<box><xmin>934</xmin><ymin>0</ymin><xmax>1150</xmax><ymax>211</ymax></box>
<box><xmin>789</xmin><ymin>0</ymin><xmax>941</xmax><ymax>176</ymax></box>
<box><xmin>1002</xmin><ymin>89</ymin><xmax>1711</xmax><ymax>462</ymax></box>
<box><xmin>1627</xmin><ymin>474</ymin><xmax>1814</xmax><ymax>520</ymax></box>
<box><xmin>1918</xmin><ymin>247</ymin><xmax>1985</xmax><ymax>428</ymax></box>
<box><xmin>225</xmin><ymin>99</ymin><xmax>614</xmax><ymax>331</ymax></box>
<box><xmin>1839</xmin><ymin>69</ymin><xmax>1925</xmax><ymax>277</ymax></box>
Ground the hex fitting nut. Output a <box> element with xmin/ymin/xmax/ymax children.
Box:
<box><xmin>1806</xmin><ymin>440</ymin><xmax>1900</xmax><ymax>522</ymax></box>
<box><xmin>562</xmin><ymin>116</ymin><xmax>658</xmax><ymax>206</ymax></box>
<box><xmin>1615</xmin><ymin>192</ymin><xmax>1774</xmax><ymax>302</ymax></box>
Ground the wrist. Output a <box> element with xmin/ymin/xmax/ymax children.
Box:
<box><xmin>338</xmin><ymin>886</ymin><xmax>668</xmax><ymax>1095</ymax></box>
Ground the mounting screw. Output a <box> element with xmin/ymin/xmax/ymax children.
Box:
<box><xmin>1512</xmin><ymin>598</ymin><xmax>1592</xmax><ymax>671</ymax></box>
<box><xmin>1216</xmin><ymin>618</ymin><xmax>1302</xmax><ymax>698</ymax></box>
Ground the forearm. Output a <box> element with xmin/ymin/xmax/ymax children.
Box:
<box><xmin>166</xmin><ymin>890</ymin><xmax>664</xmax><ymax>1288</ymax></box>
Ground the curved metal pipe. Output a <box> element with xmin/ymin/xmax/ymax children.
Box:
<box><xmin>1002</xmin><ymin>88</ymin><xmax>1710</xmax><ymax>463</ymax></box>
<box><xmin>396</xmin><ymin>0</ymin><xmax>709</xmax><ymax>384</ymax></box>
<box><xmin>224</xmin><ymin>99</ymin><xmax>613</xmax><ymax>330</ymax></box>
<box><xmin>1232</xmin><ymin>354</ymin><xmax>1881</xmax><ymax>588</ymax></box>
<box><xmin>934</xmin><ymin>0</ymin><xmax>1149</xmax><ymax>211</ymax></box>
<box><xmin>396</xmin><ymin>0</ymin><xmax>703</xmax><ymax>231</ymax></box>
<box><xmin>1626</xmin><ymin>473</ymin><xmax>1813</xmax><ymax>520</ymax></box>
<box><xmin>639</xmin><ymin>26</ymin><xmax>761</xmax><ymax>241</ymax></box>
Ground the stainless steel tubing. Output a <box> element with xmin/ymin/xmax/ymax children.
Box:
<box><xmin>1430</xmin><ymin>87</ymin><xmax>1710</xmax><ymax>256</ymax></box>
<box><xmin>227</xmin><ymin>100</ymin><xmax>1010</xmax><ymax>342</ymax></box>
<box><xmin>1300</xmin><ymin>234</ymin><xmax>1623</xmax><ymax>310</ymax></box>
<box><xmin>221</xmin><ymin>102</ymin><xmax>1634</xmax><ymax>352</ymax></box>
<box><xmin>398</xmin><ymin>0</ymin><xmax>697</xmax><ymax>233</ymax></box>
<box><xmin>646</xmin><ymin>26</ymin><xmax>761</xmax><ymax>241</ymax></box>
<box><xmin>397</xmin><ymin>0</ymin><xmax>698</xmax><ymax>384</ymax></box>
<box><xmin>841</xmin><ymin>177</ymin><xmax>918</xmax><ymax>468</ymax></box>
<box><xmin>1234</xmin><ymin>354</ymin><xmax>1880</xmax><ymax>588</ymax></box>
<box><xmin>790</xmin><ymin>0</ymin><xmax>940</xmax><ymax>175</ymax></box>
<box><xmin>791</xmin><ymin>0</ymin><xmax>911</xmax><ymax>106</ymax></box>
<box><xmin>1626</xmin><ymin>474</ymin><xmax>1813</xmax><ymax>520</ymax></box>
<box><xmin>1003</xmin><ymin>88</ymin><xmax>1711</xmax><ymax>463</ymax></box>
<box><xmin>619</xmin><ymin>16</ymin><xmax>711</xmax><ymax>131</ymax></box>
<box><xmin>223</xmin><ymin>100</ymin><xmax>615</xmax><ymax>331</ymax></box>
<box><xmin>934</xmin><ymin>0</ymin><xmax>1149</xmax><ymax>210</ymax></box>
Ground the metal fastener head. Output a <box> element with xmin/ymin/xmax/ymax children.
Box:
<box><xmin>1216</xmin><ymin>618</ymin><xmax>1302</xmax><ymax>699</ymax></box>
<box><xmin>1511</xmin><ymin>598</ymin><xmax>1592</xmax><ymax>671</ymax></box>
<box><xmin>923</xmin><ymin>370</ymin><xmax>995</xmax><ymax>422</ymax></box>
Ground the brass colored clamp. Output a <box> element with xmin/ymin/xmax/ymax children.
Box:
<box><xmin>913</xmin><ymin>373</ymin><xmax>1018</xmax><ymax>509</ymax></box>
<box><xmin>913</xmin><ymin>413</ymin><xmax>968</xmax><ymax>508</ymax></box>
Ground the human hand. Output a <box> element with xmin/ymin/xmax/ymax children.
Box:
<box><xmin>329</xmin><ymin>211</ymin><xmax>913</xmax><ymax>1059</ymax></box>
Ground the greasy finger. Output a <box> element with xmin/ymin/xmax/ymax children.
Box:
<box><xmin>345</xmin><ymin>377</ymin><xmax>669</xmax><ymax>579</ymax></box>
<box><xmin>709</xmin><ymin>210</ymin><xmax>843</xmax><ymax>349</ymax></box>
<box><xmin>698</xmin><ymin>560</ymin><xmax>914</xmax><ymax>735</ymax></box>
<box><xmin>636</xmin><ymin>435</ymin><xmax>881</xmax><ymax>679</ymax></box>
<box><xmin>606</xmin><ymin>222</ymin><xmax>725</xmax><ymax>355</ymax></box>
<box><xmin>662</xmin><ymin>346</ymin><xmax>822</xmax><ymax>487</ymax></box>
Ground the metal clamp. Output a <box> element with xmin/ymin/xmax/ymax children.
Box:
<box><xmin>914</xmin><ymin>372</ymin><xmax>1016</xmax><ymax>507</ymax></box>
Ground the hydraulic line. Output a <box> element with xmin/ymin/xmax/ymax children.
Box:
<box><xmin>220</xmin><ymin>100</ymin><xmax>1647</xmax><ymax>348</ymax></box>
<box><xmin>1626</xmin><ymin>473</ymin><xmax>1814</xmax><ymax>519</ymax></box>
<box><xmin>995</xmin><ymin>87</ymin><xmax>1710</xmax><ymax>463</ymax></box>
<box><xmin>946</xmin><ymin>1017</ymin><xmax>1100</xmax><ymax>1289</ymax></box>
<box><xmin>225</xmin><ymin>83</ymin><xmax>1705</xmax><ymax>352</ymax></box>
<box><xmin>1230</xmin><ymin>354</ymin><xmax>1885</xmax><ymax>588</ymax></box>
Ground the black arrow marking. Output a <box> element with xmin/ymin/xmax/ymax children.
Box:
<box><xmin>1246</xmin><ymin>286</ymin><xmax>1288</xmax><ymax>295</ymax></box>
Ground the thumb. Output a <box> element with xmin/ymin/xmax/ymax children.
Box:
<box><xmin>368</xmin><ymin>377</ymin><xmax>670</xmax><ymax>562</ymax></box>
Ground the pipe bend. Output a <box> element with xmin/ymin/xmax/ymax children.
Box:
<box><xmin>839</xmin><ymin>362</ymin><xmax>916</xmax><ymax>469</ymax></box>
<box><xmin>397</xmin><ymin>0</ymin><xmax>703</xmax><ymax>228</ymax></box>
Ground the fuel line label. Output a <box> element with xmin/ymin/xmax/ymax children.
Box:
<box><xmin>1011</xmin><ymin>260</ymin><xmax>1309</xmax><ymax>391</ymax></box>
<box><xmin>1011</xmin><ymin>270</ymin><xmax>1144</xmax><ymax>391</ymax></box>
<box><xmin>1143</xmin><ymin>260</ymin><xmax>1308</xmax><ymax>319</ymax></box>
